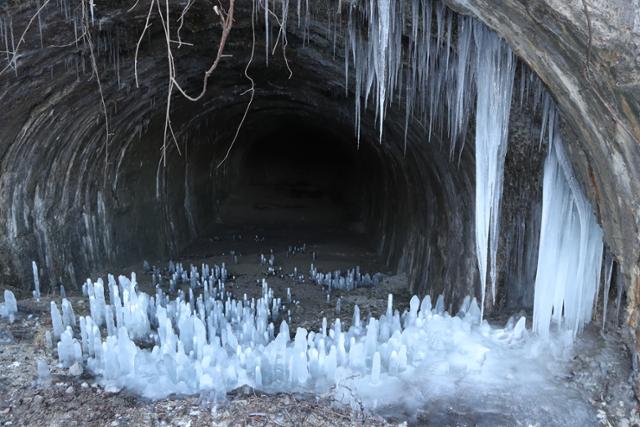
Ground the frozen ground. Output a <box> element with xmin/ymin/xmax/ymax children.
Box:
<box><xmin>1</xmin><ymin>226</ymin><xmax>638</xmax><ymax>426</ymax></box>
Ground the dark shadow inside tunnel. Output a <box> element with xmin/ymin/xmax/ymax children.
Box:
<box><xmin>175</xmin><ymin>115</ymin><xmax>393</xmax><ymax>262</ymax></box>
<box><xmin>219</xmin><ymin>122</ymin><xmax>362</xmax><ymax>228</ymax></box>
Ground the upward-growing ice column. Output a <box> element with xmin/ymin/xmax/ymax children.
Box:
<box><xmin>32</xmin><ymin>261</ymin><xmax>41</xmax><ymax>301</ymax></box>
<box><xmin>473</xmin><ymin>23</ymin><xmax>516</xmax><ymax>318</ymax></box>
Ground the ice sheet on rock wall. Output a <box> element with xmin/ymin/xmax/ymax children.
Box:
<box><xmin>533</xmin><ymin>110</ymin><xmax>604</xmax><ymax>339</ymax></box>
<box><xmin>472</xmin><ymin>22</ymin><xmax>515</xmax><ymax>318</ymax></box>
<box><xmin>503</xmin><ymin>197</ymin><xmax>541</xmax><ymax>310</ymax></box>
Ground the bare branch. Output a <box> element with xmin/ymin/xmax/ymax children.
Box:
<box><xmin>134</xmin><ymin>0</ymin><xmax>155</xmax><ymax>88</ymax></box>
<box><xmin>171</xmin><ymin>0</ymin><xmax>236</xmax><ymax>102</ymax></box>
<box><xmin>80</xmin><ymin>0</ymin><xmax>111</xmax><ymax>182</ymax></box>
<box><xmin>176</xmin><ymin>0</ymin><xmax>196</xmax><ymax>48</ymax></box>
<box><xmin>216</xmin><ymin>0</ymin><xmax>256</xmax><ymax>169</ymax></box>
<box><xmin>127</xmin><ymin>0</ymin><xmax>142</xmax><ymax>13</ymax></box>
<box><xmin>264</xmin><ymin>1</ymin><xmax>293</xmax><ymax>78</ymax></box>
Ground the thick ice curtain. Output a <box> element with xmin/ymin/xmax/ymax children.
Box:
<box><xmin>533</xmin><ymin>121</ymin><xmax>604</xmax><ymax>338</ymax></box>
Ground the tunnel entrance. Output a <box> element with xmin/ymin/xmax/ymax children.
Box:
<box><xmin>0</xmin><ymin>0</ymin><xmax>637</xmax><ymax>425</ymax></box>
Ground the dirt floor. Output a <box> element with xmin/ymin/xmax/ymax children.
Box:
<box><xmin>1</xmin><ymin>225</ymin><xmax>639</xmax><ymax>426</ymax></box>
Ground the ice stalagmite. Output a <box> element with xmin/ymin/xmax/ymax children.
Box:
<box><xmin>51</xmin><ymin>301</ymin><xmax>64</xmax><ymax>339</ymax></box>
<box><xmin>371</xmin><ymin>351</ymin><xmax>381</xmax><ymax>384</ymax></box>
<box><xmin>61</xmin><ymin>298</ymin><xmax>76</xmax><ymax>328</ymax></box>
<box><xmin>472</xmin><ymin>22</ymin><xmax>515</xmax><ymax>318</ymax></box>
<box><xmin>533</xmin><ymin>110</ymin><xmax>604</xmax><ymax>339</ymax></box>
<box><xmin>0</xmin><ymin>290</ymin><xmax>18</xmax><ymax>320</ymax></box>
<box><xmin>32</xmin><ymin>261</ymin><xmax>40</xmax><ymax>301</ymax></box>
<box><xmin>58</xmin><ymin>326</ymin><xmax>82</xmax><ymax>367</ymax></box>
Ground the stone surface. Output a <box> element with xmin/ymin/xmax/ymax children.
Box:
<box><xmin>68</xmin><ymin>362</ymin><xmax>83</xmax><ymax>377</ymax></box>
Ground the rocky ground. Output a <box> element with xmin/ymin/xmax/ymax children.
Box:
<box><xmin>1</xmin><ymin>226</ymin><xmax>639</xmax><ymax>426</ymax></box>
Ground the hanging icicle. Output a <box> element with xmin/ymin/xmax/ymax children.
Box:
<box><xmin>602</xmin><ymin>254</ymin><xmax>614</xmax><ymax>332</ymax></box>
<box><xmin>472</xmin><ymin>22</ymin><xmax>515</xmax><ymax>318</ymax></box>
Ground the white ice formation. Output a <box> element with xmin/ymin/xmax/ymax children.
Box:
<box><xmin>532</xmin><ymin>98</ymin><xmax>604</xmax><ymax>339</ymax></box>
<box><xmin>44</xmin><ymin>266</ymin><xmax>590</xmax><ymax>426</ymax></box>
<box><xmin>472</xmin><ymin>23</ymin><xmax>515</xmax><ymax>318</ymax></box>
<box><xmin>32</xmin><ymin>261</ymin><xmax>40</xmax><ymax>301</ymax></box>
<box><xmin>0</xmin><ymin>290</ymin><xmax>18</xmax><ymax>321</ymax></box>
<box><xmin>309</xmin><ymin>264</ymin><xmax>382</xmax><ymax>290</ymax></box>
<box><xmin>37</xmin><ymin>359</ymin><xmax>51</xmax><ymax>385</ymax></box>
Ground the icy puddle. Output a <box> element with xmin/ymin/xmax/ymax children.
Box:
<box><xmin>47</xmin><ymin>268</ymin><xmax>596</xmax><ymax>426</ymax></box>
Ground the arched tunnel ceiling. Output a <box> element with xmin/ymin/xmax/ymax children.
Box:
<box><xmin>0</xmin><ymin>0</ymin><xmax>481</xmax><ymax>307</ymax></box>
<box><xmin>0</xmin><ymin>0</ymin><xmax>639</xmax><ymax>362</ymax></box>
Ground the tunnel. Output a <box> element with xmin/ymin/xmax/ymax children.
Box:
<box><xmin>0</xmin><ymin>0</ymin><xmax>639</xmax><ymax>425</ymax></box>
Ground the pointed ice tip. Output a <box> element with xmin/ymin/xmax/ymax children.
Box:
<box><xmin>512</xmin><ymin>316</ymin><xmax>527</xmax><ymax>339</ymax></box>
<box><xmin>409</xmin><ymin>295</ymin><xmax>420</xmax><ymax>313</ymax></box>
<box><xmin>435</xmin><ymin>294</ymin><xmax>445</xmax><ymax>314</ymax></box>
<box><xmin>279</xmin><ymin>320</ymin><xmax>290</xmax><ymax>339</ymax></box>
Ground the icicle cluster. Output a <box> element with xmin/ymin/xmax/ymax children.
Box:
<box><xmin>44</xmin><ymin>264</ymin><xmax>553</xmax><ymax>404</ymax></box>
<box><xmin>309</xmin><ymin>264</ymin><xmax>382</xmax><ymax>290</ymax></box>
<box><xmin>335</xmin><ymin>1</ymin><xmax>521</xmax><ymax>318</ymax></box>
<box><xmin>1</xmin><ymin>0</ymin><xmax>127</xmax><ymax>83</ymax></box>
<box><xmin>601</xmin><ymin>254</ymin><xmax>614</xmax><ymax>332</ymax></box>
<box><xmin>532</xmin><ymin>101</ymin><xmax>604</xmax><ymax>339</ymax></box>
<box><xmin>255</xmin><ymin>0</ymin><xmax>496</xmax><ymax>155</ymax></box>
<box><xmin>344</xmin><ymin>0</ymin><xmax>473</xmax><ymax>148</ymax></box>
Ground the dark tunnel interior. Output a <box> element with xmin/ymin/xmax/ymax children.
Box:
<box><xmin>220</xmin><ymin>121</ymin><xmax>362</xmax><ymax>228</ymax></box>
